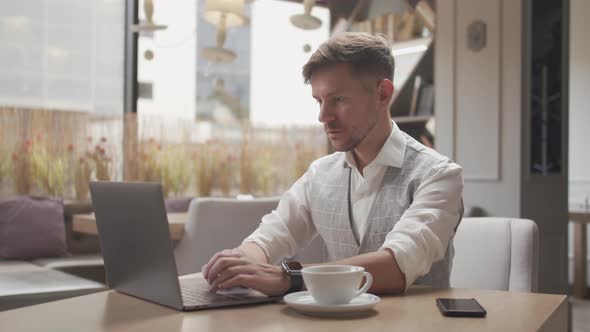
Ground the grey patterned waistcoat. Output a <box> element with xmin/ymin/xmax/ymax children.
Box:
<box><xmin>309</xmin><ymin>133</ymin><xmax>461</xmax><ymax>288</ymax></box>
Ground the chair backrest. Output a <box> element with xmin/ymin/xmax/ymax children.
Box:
<box><xmin>450</xmin><ymin>217</ymin><xmax>539</xmax><ymax>292</ymax></box>
<box><xmin>174</xmin><ymin>197</ymin><xmax>280</xmax><ymax>275</ymax></box>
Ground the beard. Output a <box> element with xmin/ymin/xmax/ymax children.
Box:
<box><xmin>332</xmin><ymin>133</ymin><xmax>361</xmax><ymax>152</ymax></box>
<box><xmin>327</xmin><ymin>111</ymin><xmax>379</xmax><ymax>152</ymax></box>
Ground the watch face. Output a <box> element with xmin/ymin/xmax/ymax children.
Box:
<box><xmin>284</xmin><ymin>261</ymin><xmax>303</xmax><ymax>272</ymax></box>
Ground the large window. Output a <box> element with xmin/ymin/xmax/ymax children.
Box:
<box><xmin>0</xmin><ymin>0</ymin><xmax>125</xmax><ymax>114</ymax></box>
<box><xmin>137</xmin><ymin>0</ymin><xmax>196</xmax><ymax>119</ymax></box>
<box><xmin>0</xmin><ymin>0</ymin><xmax>329</xmax><ymax>200</ymax></box>
<box><xmin>250</xmin><ymin>0</ymin><xmax>329</xmax><ymax>126</ymax></box>
<box><xmin>136</xmin><ymin>0</ymin><xmax>329</xmax><ymax>127</ymax></box>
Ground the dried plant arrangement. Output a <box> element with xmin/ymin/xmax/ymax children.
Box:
<box><xmin>10</xmin><ymin>140</ymin><xmax>33</xmax><ymax>195</ymax></box>
<box><xmin>28</xmin><ymin>137</ymin><xmax>68</xmax><ymax>197</ymax></box>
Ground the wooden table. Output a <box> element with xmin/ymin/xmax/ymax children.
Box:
<box><xmin>72</xmin><ymin>213</ymin><xmax>187</xmax><ymax>241</ymax></box>
<box><xmin>0</xmin><ymin>287</ymin><xmax>567</xmax><ymax>332</ymax></box>
<box><xmin>570</xmin><ymin>208</ymin><xmax>590</xmax><ymax>298</ymax></box>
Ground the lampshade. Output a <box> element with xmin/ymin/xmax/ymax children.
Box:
<box><xmin>130</xmin><ymin>0</ymin><xmax>167</xmax><ymax>32</ymax></box>
<box><xmin>130</xmin><ymin>21</ymin><xmax>167</xmax><ymax>32</ymax></box>
<box><xmin>290</xmin><ymin>0</ymin><xmax>322</xmax><ymax>30</ymax></box>
<box><xmin>204</xmin><ymin>0</ymin><xmax>247</xmax><ymax>27</ymax></box>
<box><xmin>201</xmin><ymin>10</ymin><xmax>237</xmax><ymax>64</ymax></box>
<box><xmin>202</xmin><ymin>46</ymin><xmax>236</xmax><ymax>63</ymax></box>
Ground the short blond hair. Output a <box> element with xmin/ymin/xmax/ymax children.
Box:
<box><xmin>302</xmin><ymin>32</ymin><xmax>395</xmax><ymax>84</ymax></box>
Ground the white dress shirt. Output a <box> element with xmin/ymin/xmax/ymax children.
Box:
<box><xmin>243</xmin><ymin>121</ymin><xmax>463</xmax><ymax>288</ymax></box>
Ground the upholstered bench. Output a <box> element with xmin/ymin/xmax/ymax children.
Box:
<box><xmin>0</xmin><ymin>197</ymin><xmax>107</xmax><ymax>311</ymax></box>
<box><xmin>0</xmin><ymin>261</ymin><xmax>106</xmax><ymax>311</ymax></box>
<box><xmin>32</xmin><ymin>254</ymin><xmax>105</xmax><ymax>284</ymax></box>
<box><xmin>0</xmin><ymin>196</ymin><xmax>197</xmax><ymax>311</ymax></box>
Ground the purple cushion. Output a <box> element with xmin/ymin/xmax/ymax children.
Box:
<box><xmin>0</xmin><ymin>196</ymin><xmax>68</xmax><ymax>259</ymax></box>
<box><xmin>165</xmin><ymin>197</ymin><xmax>193</xmax><ymax>213</ymax></box>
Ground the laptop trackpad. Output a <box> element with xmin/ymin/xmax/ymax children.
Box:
<box><xmin>217</xmin><ymin>286</ymin><xmax>265</xmax><ymax>298</ymax></box>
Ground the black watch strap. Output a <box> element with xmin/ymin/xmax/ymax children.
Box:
<box><xmin>286</xmin><ymin>273</ymin><xmax>303</xmax><ymax>294</ymax></box>
<box><xmin>281</xmin><ymin>261</ymin><xmax>304</xmax><ymax>294</ymax></box>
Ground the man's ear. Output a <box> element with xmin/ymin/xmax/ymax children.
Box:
<box><xmin>378</xmin><ymin>79</ymin><xmax>395</xmax><ymax>107</ymax></box>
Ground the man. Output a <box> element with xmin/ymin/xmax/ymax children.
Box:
<box><xmin>202</xmin><ymin>33</ymin><xmax>463</xmax><ymax>296</ymax></box>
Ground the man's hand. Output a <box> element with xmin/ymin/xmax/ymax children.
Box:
<box><xmin>202</xmin><ymin>248</ymin><xmax>290</xmax><ymax>297</ymax></box>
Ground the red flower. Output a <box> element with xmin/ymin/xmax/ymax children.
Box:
<box><xmin>11</xmin><ymin>152</ymin><xmax>19</xmax><ymax>161</ymax></box>
<box><xmin>67</xmin><ymin>144</ymin><xmax>74</xmax><ymax>152</ymax></box>
<box><xmin>24</xmin><ymin>138</ymin><xmax>32</xmax><ymax>147</ymax></box>
<box><xmin>156</xmin><ymin>144</ymin><xmax>162</xmax><ymax>150</ymax></box>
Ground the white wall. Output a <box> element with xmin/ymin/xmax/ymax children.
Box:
<box><xmin>568</xmin><ymin>0</ymin><xmax>590</xmax><ymax>282</ymax></box>
<box><xmin>569</xmin><ymin>0</ymin><xmax>590</xmax><ymax>204</ymax></box>
<box><xmin>436</xmin><ymin>0</ymin><xmax>569</xmax><ymax>294</ymax></box>
<box><xmin>435</xmin><ymin>0</ymin><xmax>522</xmax><ymax>217</ymax></box>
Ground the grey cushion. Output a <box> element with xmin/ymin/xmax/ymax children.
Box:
<box><xmin>0</xmin><ymin>196</ymin><xmax>67</xmax><ymax>259</ymax></box>
<box><xmin>165</xmin><ymin>197</ymin><xmax>193</xmax><ymax>213</ymax></box>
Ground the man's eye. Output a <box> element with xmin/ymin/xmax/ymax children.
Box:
<box><xmin>334</xmin><ymin>97</ymin><xmax>344</xmax><ymax>103</ymax></box>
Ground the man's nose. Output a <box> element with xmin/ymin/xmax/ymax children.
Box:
<box><xmin>318</xmin><ymin>104</ymin><xmax>336</xmax><ymax>123</ymax></box>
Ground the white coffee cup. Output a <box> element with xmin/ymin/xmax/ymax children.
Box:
<box><xmin>301</xmin><ymin>265</ymin><xmax>373</xmax><ymax>305</ymax></box>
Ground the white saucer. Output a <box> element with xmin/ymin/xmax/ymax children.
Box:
<box><xmin>283</xmin><ymin>291</ymin><xmax>380</xmax><ymax>316</ymax></box>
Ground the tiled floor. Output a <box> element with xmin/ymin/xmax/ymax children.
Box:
<box><xmin>572</xmin><ymin>297</ymin><xmax>590</xmax><ymax>332</ymax></box>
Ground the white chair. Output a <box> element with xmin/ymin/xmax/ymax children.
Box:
<box><xmin>450</xmin><ymin>217</ymin><xmax>539</xmax><ymax>292</ymax></box>
<box><xmin>174</xmin><ymin>197</ymin><xmax>281</xmax><ymax>275</ymax></box>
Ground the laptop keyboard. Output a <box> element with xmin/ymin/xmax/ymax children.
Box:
<box><xmin>179</xmin><ymin>276</ymin><xmax>262</xmax><ymax>306</ymax></box>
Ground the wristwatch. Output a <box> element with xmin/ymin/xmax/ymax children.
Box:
<box><xmin>281</xmin><ymin>261</ymin><xmax>304</xmax><ymax>294</ymax></box>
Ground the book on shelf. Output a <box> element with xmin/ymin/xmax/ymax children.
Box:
<box><xmin>409</xmin><ymin>75</ymin><xmax>422</xmax><ymax>116</ymax></box>
<box><xmin>416</xmin><ymin>83</ymin><xmax>434</xmax><ymax>117</ymax></box>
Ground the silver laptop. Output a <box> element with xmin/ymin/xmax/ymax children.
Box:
<box><xmin>89</xmin><ymin>181</ymin><xmax>280</xmax><ymax>311</ymax></box>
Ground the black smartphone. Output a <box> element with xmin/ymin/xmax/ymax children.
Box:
<box><xmin>435</xmin><ymin>298</ymin><xmax>487</xmax><ymax>318</ymax></box>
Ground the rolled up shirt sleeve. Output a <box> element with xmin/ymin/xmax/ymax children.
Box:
<box><xmin>242</xmin><ymin>167</ymin><xmax>318</xmax><ymax>264</ymax></box>
<box><xmin>380</xmin><ymin>160</ymin><xmax>463</xmax><ymax>290</ymax></box>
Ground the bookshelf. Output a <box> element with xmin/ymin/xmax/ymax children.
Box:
<box><xmin>392</xmin><ymin>115</ymin><xmax>432</xmax><ymax>124</ymax></box>
<box><xmin>393</xmin><ymin>115</ymin><xmax>434</xmax><ymax>149</ymax></box>
<box><xmin>350</xmin><ymin>7</ymin><xmax>435</xmax><ymax>147</ymax></box>
<box><xmin>390</xmin><ymin>38</ymin><xmax>434</xmax><ymax>147</ymax></box>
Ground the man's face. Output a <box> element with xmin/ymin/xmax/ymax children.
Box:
<box><xmin>310</xmin><ymin>63</ymin><xmax>380</xmax><ymax>152</ymax></box>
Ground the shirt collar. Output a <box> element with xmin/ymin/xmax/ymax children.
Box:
<box><xmin>343</xmin><ymin>121</ymin><xmax>406</xmax><ymax>169</ymax></box>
